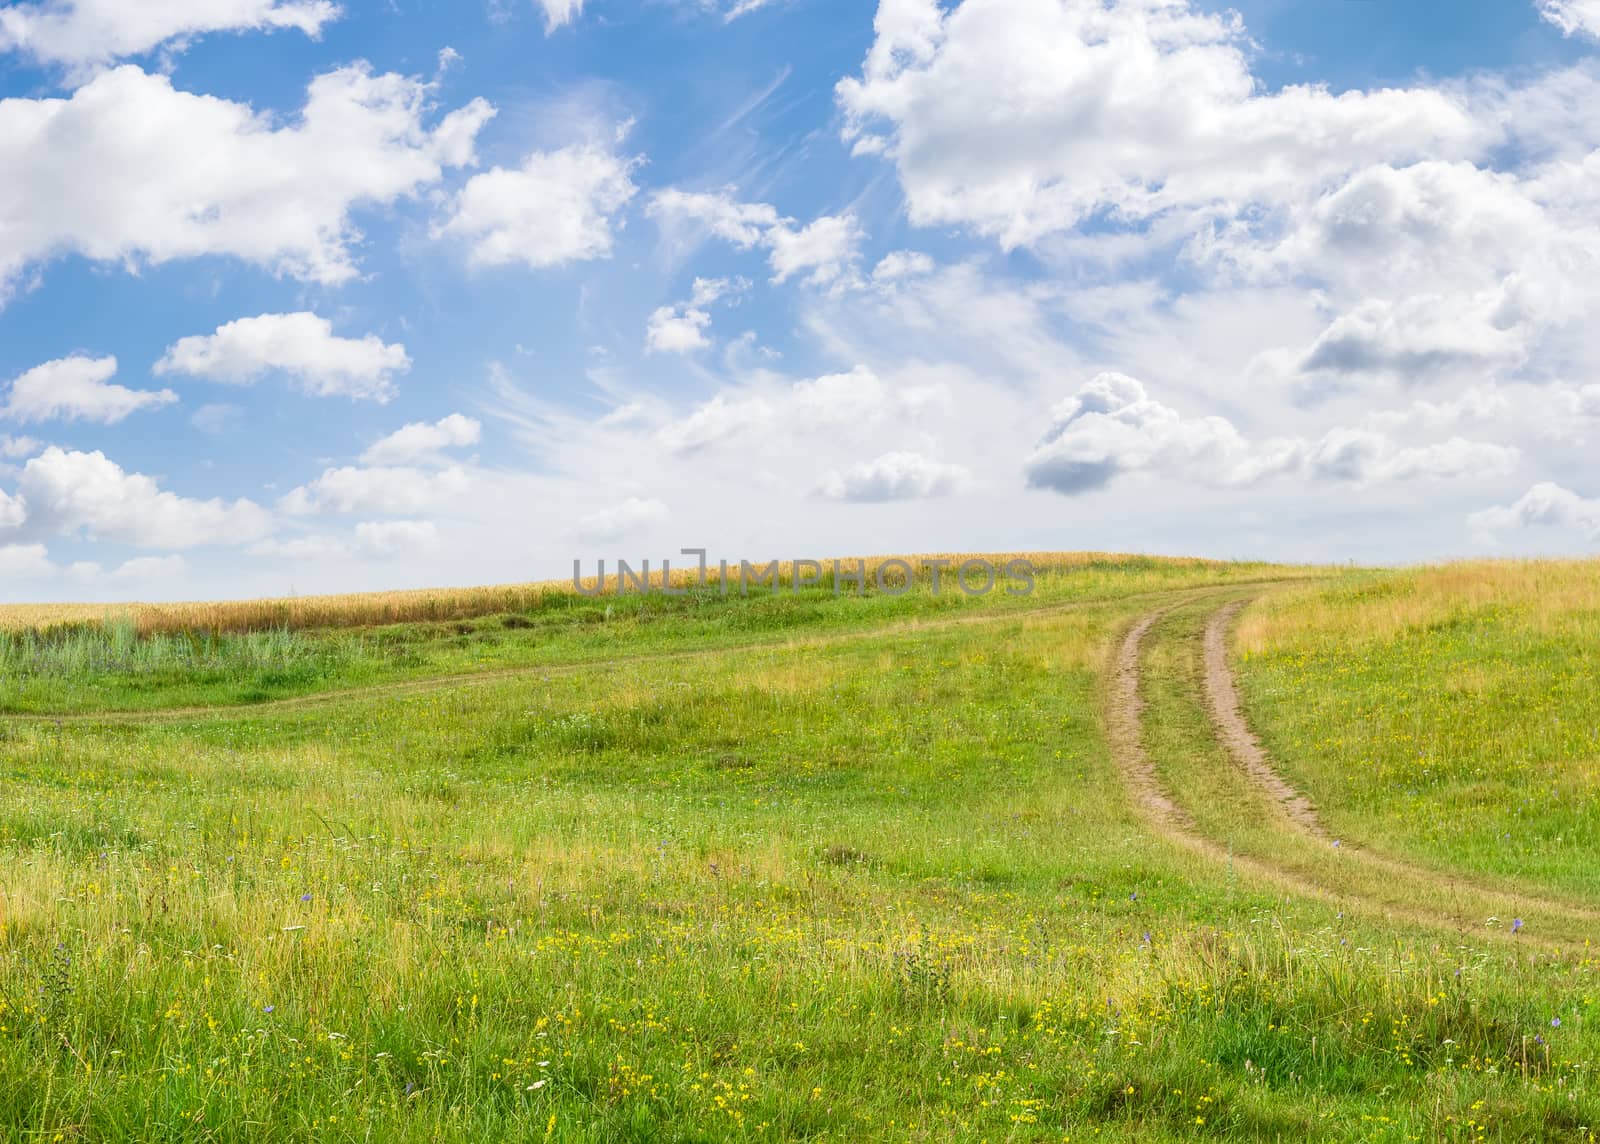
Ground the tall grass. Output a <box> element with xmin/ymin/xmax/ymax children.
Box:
<box><xmin>0</xmin><ymin>551</ymin><xmax>1282</xmax><ymax>636</ymax></box>
<box><xmin>0</xmin><ymin>619</ymin><xmax>337</xmax><ymax>679</ymax></box>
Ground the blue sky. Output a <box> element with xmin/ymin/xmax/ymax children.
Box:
<box><xmin>2</xmin><ymin>0</ymin><xmax>1599</xmax><ymax>601</ymax></box>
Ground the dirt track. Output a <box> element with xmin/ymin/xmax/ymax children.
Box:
<box><xmin>5</xmin><ymin>578</ymin><xmax>1298</xmax><ymax>727</ymax></box>
<box><xmin>1202</xmin><ymin>600</ymin><xmax>1326</xmax><ymax>836</ymax></box>
<box><xmin>1106</xmin><ymin>592</ymin><xmax>1600</xmax><ymax>950</ymax></box>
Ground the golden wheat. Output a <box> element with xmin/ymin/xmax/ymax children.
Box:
<box><xmin>1235</xmin><ymin>557</ymin><xmax>1600</xmax><ymax>653</ymax></box>
<box><xmin>0</xmin><ymin>551</ymin><xmax>1243</xmax><ymax>635</ymax></box>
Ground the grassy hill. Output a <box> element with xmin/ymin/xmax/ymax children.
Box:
<box><xmin>1</xmin><ymin>555</ymin><xmax>1597</xmax><ymax>1141</ymax></box>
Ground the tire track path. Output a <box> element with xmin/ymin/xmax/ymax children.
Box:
<box><xmin>1108</xmin><ymin>597</ymin><xmax>1600</xmax><ymax>951</ymax></box>
<box><xmin>1201</xmin><ymin>596</ymin><xmax>1600</xmax><ymax>926</ymax></box>
<box><xmin>7</xmin><ymin>578</ymin><xmax>1301</xmax><ymax>728</ymax></box>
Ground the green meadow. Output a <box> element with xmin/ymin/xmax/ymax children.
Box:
<box><xmin>2</xmin><ymin>555</ymin><xmax>1598</xmax><ymax>1141</ymax></box>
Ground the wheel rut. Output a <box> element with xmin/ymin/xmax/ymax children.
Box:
<box><xmin>1202</xmin><ymin>597</ymin><xmax>1600</xmax><ymax>927</ymax></box>
<box><xmin>4</xmin><ymin>578</ymin><xmax>1300</xmax><ymax>728</ymax></box>
<box><xmin>1109</xmin><ymin>594</ymin><xmax>1600</xmax><ymax>951</ymax></box>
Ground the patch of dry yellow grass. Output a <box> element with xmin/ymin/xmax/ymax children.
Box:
<box><xmin>0</xmin><ymin>551</ymin><xmax>1234</xmax><ymax>635</ymax></box>
<box><xmin>1236</xmin><ymin>558</ymin><xmax>1600</xmax><ymax>654</ymax></box>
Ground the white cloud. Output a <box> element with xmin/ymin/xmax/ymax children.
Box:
<box><xmin>0</xmin><ymin>542</ymin><xmax>182</xmax><ymax>585</ymax></box>
<box><xmin>1024</xmin><ymin>372</ymin><xmax>1275</xmax><ymax>495</ymax></box>
<box><xmin>9</xmin><ymin>447</ymin><xmax>273</xmax><ymax>548</ymax></box>
<box><xmin>656</xmin><ymin>365</ymin><xmax>944</xmax><ymax>453</ymax></box>
<box><xmin>1469</xmin><ymin>481</ymin><xmax>1600</xmax><ymax>542</ymax></box>
<box><xmin>647</xmin><ymin>189</ymin><xmax>863</xmax><ymax>284</ymax></box>
<box><xmin>0</xmin><ymin>0</ymin><xmax>339</xmax><ymax>70</ymax></box>
<box><xmin>1296</xmin><ymin>292</ymin><xmax>1529</xmax><ymax>382</ymax></box>
<box><xmin>1201</xmin><ymin>160</ymin><xmax>1600</xmax><ymax>399</ymax></box>
<box><xmin>0</xmin><ymin>64</ymin><xmax>494</xmax><ymax>296</ymax></box>
<box><xmin>1210</xmin><ymin>162</ymin><xmax>1552</xmax><ymax>290</ymax></box>
<box><xmin>1303</xmin><ymin>430</ymin><xmax>1518</xmax><ymax>484</ymax></box>
<box><xmin>817</xmin><ymin>451</ymin><xmax>971</xmax><ymax>501</ymax></box>
<box><xmin>155</xmin><ymin>313</ymin><xmax>411</xmax><ymax>402</ymax></box>
<box><xmin>654</xmin><ymin>394</ymin><xmax>769</xmax><ymax>453</ymax></box>
<box><xmin>1570</xmin><ymin>385</ymin><xmax>1600</xmax><ymax>417</ymax></box>
<box><xmin>535</xmin><ymin>0</ymin><xmax>584</xmax><ymax>32</ymax></box>
<box><xmin>766</xmin><ymin>213</ymin><xmax>864</xmax><ymax>285</ymax></box>
<box><xmin>1023</xmin><ymin>372</ymin><xmax>1516</xmax><ymax>496</ymax></box>
<box><xmin>872</xmin><ymin>250</ymin><xmax>935</xmax><ymax>281</ymax></box>
<box><xmin>435</xmin><ymin>140</ymin><xmax>638</xmax><ymax>269</ymax></box>
<box><xmin>0</xmin><ymin>543</ymin><xmax>54</xmax><ymax>578</ymax></box>
<box><xmin>1362</xmin><ymin>387</ymin><xmax>1513</xmax><ymax>434</ymax></box>
<box><xmin>362</xmin><ymin>414</ymin><xmax>482</xmax><ymax>466</ymax></box>
<box><xmin>279</xmin><ymin>465</ymin><xmax>471</xmax><ymax>515</ymax></box>
<box><xmin>723</xmin><ymin>0</ymin><xmax>777</xmax><ymax>18</ymax></box>
<box><xmin>70</xmin><ymin>554</ymin><xmax>189</xmax><ymax>586</ymax></box>
<box><xmin>838</xmin><ymin>0</ymin><xmax>1480</xmax><ymax>249</ymax></box>
<box><xmin>4</xmin><ymin>355</ymin><xmax>176</xmax><ymax>424</ymax></box>
<box><xmin>647</xmin><ymin>188</ymin><xmax>781</xmax><ymax>250</ymax></box>
<box><xmin>354</xmin><ymin>519</ymin><xmax>440</xmax><ymax>557</ymax></box>
<box><xmin>646</xmin><ymin>304</ymin><xmax>713</xmax><ymax>354</ymax></box>
<box><xmin>646</xmin><ymin>277</ymin><xmax>745</xmax><ymax>353</ymax></box>
<box><xmin>0</xmin><ymin>435</ymin><xmax>42</xmax><ymax>460</ymax></box>
<box><xmin>251</xmin><ymin>519</ymin><xmax>441</xmax><ymax>560</ymax></box>
<box><xmin>575</xmin><ymin>496</ymin><xmax>671</xmax><ymax>541</ymax></box>
<box><xmin>0</xmin><ymin>488</ymin><xmax>27</xmax><ymax>529</ymax></box>
<box><xmin>1539</xmin><ymin>0</ymin><xmax>1600</xmax><ymax>39</ymax></box>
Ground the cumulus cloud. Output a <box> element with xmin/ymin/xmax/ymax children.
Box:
<box><xmin>435</xmin><ymin>140</ymin><xmax>638</xmax><ymax>269</ymax></box>
<box><xmin>0</xmin><ymin>543</ymin><xmax>179</xmax><ymax>585</ymax></box>
<box><xmin>829</xmin><ymin>4</ymin><xmax>1600</xmax><ymax>471</ymax></box>
<box><xmin>646</xmin><ymin>306</ymin><xmax>712</xmax><ymax>355</ymax></box>
<box><xmin>155</xmin><ymin>313</ymin><xmax>411</xmax><ymax>402</ymax></box>
<box><xmin>0</xmin><ymin>64</ymin><xmax>494</xmax><ymax>296</ymax></box>
<box><xmin>1539</xmin><ymin>0</ymin><xmax>1600</xmax><ymax>39</ymax></box>
<box><xmin>4</xmin><ymin>355</ymin><xmax>176</xmax><ymax>424</ymax></box>
<box><xmin>647</xmin><ymin>189</ymin><xmax>863</xmax><ymax>285</ymax></box>
<box><xmin>817</xmin><ymin>451</ymin><xmax>971</xmax><ymax>501</ymax></box>
<box><xmin>279</xmin><ymin>465</ymin><xmax>471</xmax><ymax>515</ymax></box>
<box><xmin>1024</xmin><ymin>373</ymin><xmax>1516</xmax><ymax>496</ymax></box>
<box><xmin>361</xmin><ymin>414</ymin><xmax>481</xmax><ymax>465</ymax></box>
<box><xmin>7</xmin><ymin>447</ymin><xmax>273</xmax><ymax>548</ymax></box>
<box><xmin>0</xmin><ymin>488</ymin><xmax>26</xmax><ymax>529</ymax></box>
<box><xmin>0</xmin><ymin>543</ymin><xmax>54</xmax><ymax>578</ymax></box>
<box><xmin>1205</xmin><ymin>160</ymin><xmax>1600</xmax><ymax>398</ymax></box>
<box><xmin>766</xmin><ymin>213</ymin><xmax>865</xmax><ymax>285</ymax></box>
<box><xmin>0</xmin><ymin>0</ymin><xmax>340</xmax><ymax>70</ymax></box>
<box><xmin>0</xmin><ymin>435</ymin><xmax>42</xmax><ymax>460</ymax></box>
<box><xmin>1297</xmin><ymin>293</ymin><xmax>1529</xmax><ymax>382</ymax></box>
<box><xmin>1212</xmin><ymin>162</ymin><xmax>1552</xmax><ymax>290</ymax></box>
<box><xmin>646</xmin><ymin>277</ymin><xmax>746</xmax><ymax>353</ymax></box>
<box><xmin>647</xmin><ymin>188</ymin><xmax>781</xmax><ymax>249</ymax></box>
<box><xmin>837</xmin><ymin>0</ymin><xmax>1479</xmax><ymax>249</ymax></box>
<box><xmin>1024</xmin><ymin>373</ymin><xmax>1275</xmax><ymax>495</ymax></box>
<box><xmin>1302</xmin><ymin>430</ymin><xmax>1518</xmax><ymax>484</ymax></box>
<box><xmin>1469</xmin><ymin>481</ymin><xmax>1600</xmax><ymax>542</ymax></box>
<box><xmin>656</xmin><ymin>365</ymin><xmax>944</xmax><ymax>453</ymax></box>
<box><xmin>575</xmin><ymin>496</ymin><xmax>670</xmax><ymax>541</ymax></box>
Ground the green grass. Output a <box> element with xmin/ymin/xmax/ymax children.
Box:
<box><xmin>0</xmin><ymin>556</ymin><xmax>1285</xmax><ymax>715</ymax></box>
<box><xmin>1237</xmin><ymin>563</ymin><xmax>1600</xmax><ymax>905</ymax></box>
<box><xmin>3</xmin><ymin>558</ymin><xmax>1599</xmax><ymax>1140</ymax></box>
